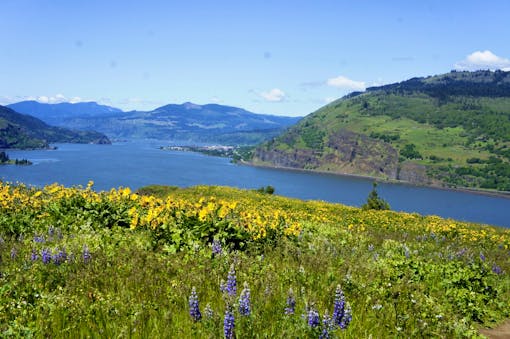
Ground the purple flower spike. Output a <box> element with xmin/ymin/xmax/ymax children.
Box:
<box><xmin>212</xmin><ymin>239</ymin><xmax>222</xmax><ymax>256</ymax></box>
<box><xmin>224</xmin><ymin>309</ymin><xmax>235</xmax><ymax>339</ymax></box>
<box><xmin>41</xmin><ymin>248</ymin><xmax>52</xmax><ymax>264</ymax></box>
<box><xmin>226</xmin><ymin>264</ymin><xmax>237</xmax><ymax>297</ymax></box>
<box><xmin>307</xmin><ymin>308</ymin><xmax>320</xmax><ymax>328</ymax></box>
<box><xmin>189</xmin><ymin>287</ymin><xmax>202</xmax><ymax>322</ymax></box>
<box><xmin>239</xmin><ymin>282</ymin><xmax>251</xmax><ymax>316</ymax></box>
<box><xmin>332</xmin><ymin>284</ymin><xmax>352</xmax><ymax>329</ymax></box>
<box><xmin>285</xmin><ymin>288</ymin><xmax>296</xmax><ymax>315</ymax></box>
<box><xmin>82</xmin><ymin>245</ymin><xmax>91</xmax><ymax>263</ymax></box>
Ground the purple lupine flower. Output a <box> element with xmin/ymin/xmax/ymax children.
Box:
<box><xmin>492</xmin><ymin>264</ymin><xmax>503</xmax><ymax>275</ymax></box>
<box><xmin>339</xmin><ymin>302</ymin><xmax>352</xmax><ymax>329</ymax></box>
<box><xmin>48</xmin><ymin>226</ymin><xmax>55</xmax><ymax>238</ymax></box>
<box><xmin>320</xmin><ymin>312</ymin><xmax>334</xmax><ymax>339</ymax></box>
<box><xmin>456</xmin><ymin>248</ymin><xmax>467</xmax><ymax>257</ymax></box>
<box><xmin>238</xmin><ymin>282</ymin><xmax>251</xmax><ymax>316</ymax></box>
<box><xmin>212</xmin><ymin>239</ymin><xmax>222</xmax><ymax>256</ymax></box>
<box><xmin>189</xmin><ymin>286</ymin><xmax>202</xmax><ymax>322</ymax></box>
<box><xmin>224</xmin><ymin>308</ymin><xmax>235</xmax><ymax>339</ymax></box>
<box><xmin>204</xmin><ymin>303</ymin><xmax>214</xmax><ymax>319</ymax></box>
<box><xmin>220</xmin><ymin>279</ymin><xmax>227</xmax><ymax>294</ymax></box>
<box><xmin>332</xmin><ymin>285</ymin><xmax>345</xmax><ymax>327</ymax></box>
<box><xmin>307</xmin><ymin>308</ymin><xmax>320</xmax><ymax>328</ymax></box>
<box><xmin>368</xmin><ymin>244</ymin><xmax>374</xmax><ymax>251</ymax></box>
<box><xmin>31</xmin><ymin>249</ymin><xmax>38</xmax><ymax>261</ymax></box>
<box><xmin>226</xmin><ymin>264</ymin><xmax>237</xmax><ymax>297</ymax></box>
<box><xmin>82</xmin><ymin>245</ymin><xmax>91</xmax><ymax>263</ymax></box>
<box><xmin>480</xmin><ymin>253</ymin><xmax>486</xmax><ymax>262</ymax></box>
<box><xmin>10</xmin><ymin>247</ymin><xmax>17</xmax><ymax>260</ymax></box>
<box><xmin>41</xmin><ymin>248</ymin><xmax>52</xmax><ymax>264</ymax></box>
<box><xmin>285</xmin><ymin>288</ymin><xmax>296</xmax><ymax>315</ymax></box>
<box><xmin>53</xmin><ymin>248</ymin><xmax>67</xmax><ymax>265</ymax></box>
<box><xmin>33</xmin><ymin>235</ymin><xmax>45</xmax><ymax>243</ymax></box>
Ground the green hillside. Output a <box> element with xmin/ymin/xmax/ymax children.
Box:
<box><xmin>252</xmin><ymin>70</ymin><xmax>510</xmax><ymax>191</ymax></box>
<box><xmin>0</xmin><ymin>105</ymin><xmax>111</xmax><ymax>149</ymax></box>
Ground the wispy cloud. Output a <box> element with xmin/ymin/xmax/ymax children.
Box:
<box><xmin>454</xmin><ymin>50</ymin><xmax>510</xmax><ymax>71</ymax></box>
<box><xmin>326</xmin><ymin>75</ymin><xmax>366</xmax><ymax>91</ymax></box>
<box><xmin>259</xmin><ymin>88</ymin><xmax>286</xmax><ymax>102</ymax></box>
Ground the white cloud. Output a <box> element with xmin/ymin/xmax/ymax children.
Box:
<box><xmin>33</xmin><ymin>94</ymin><xmax>84</xmax><ymax>104</ymax></box>
<box><xmin>260</xmin><ymin>88</ymin><xmax>286</xmax><ymax>102</ymax></box>
<box><xmin>210</xmin><ymin>96</ymin><xmax>222</xmax><ymax>104</ymax></box>
<box><xmin>454</xmin><ymin>50</ymin><xmax>510</xmax><ymax>71</ymax></box>
<box><xmin>326</xmin><ymin>75</ymin><xmax>366</xmax><ymax>91</ymax></box>
<box><xmin>69</xmin><ymin>96</ymin><xmax>83</xmax><ymax>103</ymax></box>
<box><xmin>324</xmin><ymin>97</ymin><xmax>337</xmax><ymax>104</ymax></box>
<box><xmin>37</xmin><ymin>96</ymin><xmax>49</xmax><ymax>103</ymax></box>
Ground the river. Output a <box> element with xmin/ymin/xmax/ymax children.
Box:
<box><xmin>1</xmin><ymin>141</ymin><xmax>509</xmax><ymax>228</ymax></box>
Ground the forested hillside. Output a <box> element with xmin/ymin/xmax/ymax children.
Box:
<box><xmin>0</xmin><ymin>105</ymin><xmax>110</xmax><ymax>149</ymax></box>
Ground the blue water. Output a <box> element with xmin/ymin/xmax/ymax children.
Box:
<box><xmin>1</xmin><ymin>141</ymin><xmax>509</xmax><ymax>228</ymax></box>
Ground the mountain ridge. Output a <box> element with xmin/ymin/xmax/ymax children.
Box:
<box><xmin>0</xmin><ymin>105</ymin><xmax>111</xmax><ymax>149</ymax></box>
<box><xmin>8</xmin><ymin>101</ymin><xmax>301</xmax><ymax>145</ymax></box>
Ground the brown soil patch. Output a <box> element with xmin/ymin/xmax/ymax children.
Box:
<box><xmin>479</xmin><ymin>320</ymin><xmax>510</xmax><ymax>338</ymax></box>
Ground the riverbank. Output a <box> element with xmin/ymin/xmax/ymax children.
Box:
<box><xmin>241</xmin><ymin>160</ymin><xmax>510</xmax><ymax>200</ymax></box>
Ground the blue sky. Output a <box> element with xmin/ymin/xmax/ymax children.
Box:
<box><xmin>1</xmin><ymin>0</ymin><xmax>510</xmax><ymax>116</ymax></box>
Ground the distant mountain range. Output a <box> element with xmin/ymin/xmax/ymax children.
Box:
<box><xmin>0</xmin><ymin>105</ymin><xmax>111</xmax><ymax>149</ymax></box>
<box><xmin>8</xmin><ymin>101</ymin><xmax>301</xmax><ymax>145</ymax></box>
<box><xmin>252</xmin><ymin>70</ymin><xmax>510</xmax><ymax>191</ymax></box>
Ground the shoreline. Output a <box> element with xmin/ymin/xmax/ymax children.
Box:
<box><xmin>239</xmin><ymin>160</ymin><xmax>510</xmax><ymax>200</ymax></box>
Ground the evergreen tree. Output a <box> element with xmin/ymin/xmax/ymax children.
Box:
<box><xmin>0</xmin><ymin>151</ymin><xmax>9</xmax><ymax>163</ymax></box>
<box><xmin>362</xmin><ymin>182</ymin><xmax>390</xmax><ymax>210</ymax></box>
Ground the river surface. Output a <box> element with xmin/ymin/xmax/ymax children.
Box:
<box><xmin>1</xmin><ymin>141</ymin><xmax>509</xmax><ymax>228</ymax></box>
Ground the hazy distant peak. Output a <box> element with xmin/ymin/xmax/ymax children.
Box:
<box><xmin>182</xmin><ymin>102</ymin><xmax>202</xmax><ymax>110</ymax></box>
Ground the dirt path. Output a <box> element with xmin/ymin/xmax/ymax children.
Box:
<box><xmin>479</xmin><ymin>320</ymin><xmax>510</xmax><ymax>338</ymax></box>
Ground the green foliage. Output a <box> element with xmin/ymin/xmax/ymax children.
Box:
<box><xmin>0</xmin><ymin>152</ymin><xmax>32</xmax><ymax>166</ymax></box>
<box><xmin>256</xmin><ymin>185</ymin><xmax>275</xmax><ymax>195</ymax></box>
<box><xmin>300</xmin><ymin>122</ymin><xmax>325</xmax><ymax>149</ymax></box>
<box><xmin>0</xmin><ymin>151</ymin><xmax>8</xmax><ymax>163</ymax></box>
<box><xmin>400</xmin><ymin>143</ymin><xmax>423</xmax><ymax>160</ymax></box>
<box><xmin>362</xmin><ymin>182</ymin><xmax>390</xmax><ymax>210</ymax></box>
<box><xmin>232</xmin><ymin>146</ymin><xmax>255</xmax><ymax>162</ymax></box>
<box><xmin>369</xmin><ymin>131</ymin><xmax>400</xmax><ymax>142</ymax></box>
<box><xmin>136</xmin><ymin>185</ymin><xmax>180</xmax><ymax>198</ymax></box>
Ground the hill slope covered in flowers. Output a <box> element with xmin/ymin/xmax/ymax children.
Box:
<box><xmin>1</xmin><ymin>181</ymin><xmax>509</xmax><ymax>337</ymax></box>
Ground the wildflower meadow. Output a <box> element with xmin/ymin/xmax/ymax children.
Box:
<box><xmin>0</xmin><ymin>181</ymin><xmax>509</xmax><ymax>337</ymax></box>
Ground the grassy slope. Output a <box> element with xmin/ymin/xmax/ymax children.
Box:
<box><xmin>253</xmin><ymin>71</ymin><xmax>510</xmax><ymax>191</ymax></box>
<box><xmin>1</xmin><ymin>183</ymin><xmax>509</xmax><ymax>337</ymax></box>
<box><xmin>320</xmin><ymin>93</ymin><xmax>500</xmax><ymax>164</ymax></box>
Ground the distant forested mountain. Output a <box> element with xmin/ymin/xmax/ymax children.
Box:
<box><xmin>7</xmin><ymin>101</ymin><xmax>124</xmax><ymax>126</ymax></box>
<box><xmin>8</xmin><ymin>101</ymin><xmax>301</xmax><ymax>145</ymax></box>
<box><xmin>0</xmin><ymin>105</ymin><xmax>110</xmax><ymax>149</ymax></box>
<box><xmin>252</xmin><ymin>70</ymin><xmax>510</xmax><ymax>191</ymax></box>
